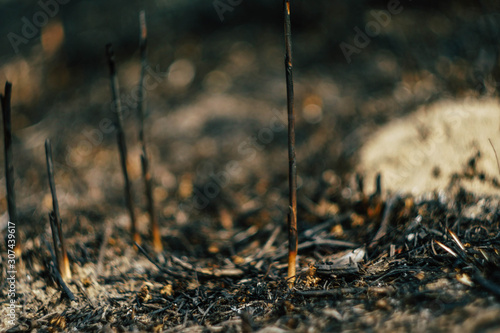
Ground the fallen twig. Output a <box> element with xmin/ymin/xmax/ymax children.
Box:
<box><xmin>273</xmin><ymin>238</ymin><xmax>358</xmax><ymax>260</ymax></box>
<box><xmin>474</xmin><ymin>272</ymin><xmax>500</xmax><ymax>298</ymax></box>
<box><xmin>171</xmin><ymin>254</ymin><xmax>245</xmax><ymax>278</ymax></box>
<box><xmin>295</xmin><ymin>288</ymin><xmax>366</xmax><ymax>297</ymax></box>
<box><xmin>302</xmin><ymin>213</ymin><xmax>352</xmax><ymax>238</ymax></box>
<box><xmin>134</xmin><ymin>242</ymin><xmax>188</xmax><ymax>279</ymax></box>
<box><xmin>255</xmin><ymin>226</ymin><xmax>281</xmax><ymax>260</ymax></box>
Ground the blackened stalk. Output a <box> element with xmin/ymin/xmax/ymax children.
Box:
<box><xmin>138</xmin><ymin>11</ymin><xmax>147</xmax><ymax>147</ymax></box>
<box><xmin>45</xmin><ymin>139</ymin><xmax>71</xmax><ymax>280</ymax></box>
<box><xmin>284</xmin><ymin>0</ymin><xmax>298</xmax><ymax>286</ymax></box>
<box><xmin>137</xmin><ymin>11</ymin><xmax>162</xmax><ymax>252</ymax></box>
<box><xmin>1</xmin><ymin>82</ymin><xmax>20</xmax><ymax>254</ymax></box>
<box><xmin>106</xmin><ymin>43</ymin><xmax>140</xmax><ymax>244</ymax></box>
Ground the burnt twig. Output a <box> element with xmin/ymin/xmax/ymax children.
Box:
<box><xmin>45</xmin><ymin>139</ymin><xmax>71</xmax><ymax>281</ymax></box>
<box><xmin>295</xmin><ymin>288</ymin><xmax>366</xmax><ymax>298</ymax></box>
<box><xmin>273</xmin><ymin>238</ymin><xmax>358</xmax><ymax>261</ymax></box>
<box><xmin>137</xmin><ymin>11</ymin><xmax>162</xmax><ymax>252</ymax></box>
<box><xmin>134</xmin><ymin>242</ymin><xmax>188</xmax><ymax>279</ymax></box>
<box><xmin>474</xmin><ymin>272</ymin><xmax>500</xmax><ymax>298</ymax></box>
<box><xmin>284</xmin><ymin>0</ymin><xmax>298</xmax><ymax>287</ymax></box>
<box><xmin>1</xmin><ymin>82</ymin><xmax>20</xmax><ymax>254</ymax></box>
<box><xmin>106</xmin><ymin>43</ymin><xmax>139</xmax><ymax>244</ymax></box>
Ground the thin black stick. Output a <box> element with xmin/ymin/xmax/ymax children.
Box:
<box><xmin>138</xmin><ymin>10</ymin><xmax>147</xmax><ymax>147</ymax></box>
<box><xmin>137</xmin><ymin>11</ymin><xmax>162</xmax><ymax>252</ymax></box>
<box><xmin>284</xmin><ymin>0</ymin><xmax>298</xmax><ymax>286</ymax></box>
<box><xmin>48</xmin><ymin>212</ymin><xmax>61</xmax><ymax>279</ymax></box>
<box><xmin>106</xmin><ymin>43</ymin><xmax>139</xmax><ymax>244</ymax></box>
<box><xmin>45</xmin><ymin>139</ymin><xmax>71</xmax><ymax>280</ymax></box>
<box><xmin>1</xmin><ymin>82</ymin><xmax>19</xmax><ymax>253</ymax></box>
<box><xmin>375</xmin><ymin>173</ymin><xmax>381</xmax><ymax>196</ymax></box>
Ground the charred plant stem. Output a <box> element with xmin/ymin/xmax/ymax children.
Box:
<box><xmin>48</xmin><ymin>212</ymin><xmax>61</xmax><ymax>279</ymax></box>
<box><xmin>1</xmin><ymin>82</ymin><xmax>20</xmax><ymax>253</ymax></box>
<box><xmin>284</xmin><ymin>0</ymin><xmax>298</xmax><ymax>286</ymax></box>
<box><xmin>137</xmin><ymin>11</ymin><xmax>162</xmax><ymax>252</ymax></box>
<box><xmin>138</xmin><ymin>11</ymin><xmax>147</xmax><ymax>147</ymax></box>
<box><xmin>106</xmin><ymin>43</ymin><xmax>139</xmax><ymax>244</ymax></box>
<box><xmin>45</xmin><ymin>139</ymin><xmax>71</xmax><ymax>280</ymax></box>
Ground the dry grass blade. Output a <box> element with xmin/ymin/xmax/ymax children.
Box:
<box><xmin>434</xmin><ymin>240</ymin><xmax>458</xmax><ymax>257</ymax></box>
<box><xmin>447</xmin><ymin>228</ymin><xmax>466</xmax><ymax>252</ymax></box>
<box><xmin>137</xmin><ymin>10</ymin><xmax>162</xmax><ymax>253</ymax></box>
<box><xmin>106</xmin><ymin>43</ymin><xmax>139</xmax><ymax>244</ymax></box>
<box><xmin>45</xmin><ymin>139</ymin><xmax>72</xmax><ymax>281</ymax></box>
<box><xmin>284</xmin><ymin>0</ymin><xmax>298</xmax><ymax>287</ymax></box>
<box><xmin>488</xmin><ymin>138</ymin><xmax>500</xmax><ymax>176</ymax></box>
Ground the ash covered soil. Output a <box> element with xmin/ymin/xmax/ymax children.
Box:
<box><xmin>1</xmin><ymin>1</ymin><xmax>500</xmax><ymax>332</ymax></box>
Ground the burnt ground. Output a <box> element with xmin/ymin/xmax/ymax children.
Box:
<box><xmin>1</xmin><ymin>0</ymin><xmax>500</xmax><ymax>332</ymax></box>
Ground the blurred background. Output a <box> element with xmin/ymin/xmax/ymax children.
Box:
<box><xmin>1</xmin><ymin>0</ymin><xmax>500</xmax><ymax>239</ymax></box>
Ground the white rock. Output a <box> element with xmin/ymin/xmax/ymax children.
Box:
<box><xmin>359</xmin><ymin>97</ymin><xmax>500</xmax><ymax>196</ymax></box>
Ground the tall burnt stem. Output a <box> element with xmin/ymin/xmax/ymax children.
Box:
<box><xmin>284</xmin><ymin>0</ymin><xmax>298</xmax><ymax>286</ymax></box>
<box><xmin>137</xmin><ymin>11</ymin><xmax>162</xmax><ymax>252</ymax></box>
<box><xmin>45</xmin><ymin>139</ymin><xmax>71</xmax><ymax>281</ymax></box>
<box><xmin>106</xmin><ymin>43</ymin><xmax>140</xmax><ymax>244</ymax></box>
<box><xmin>1</xmin><ymin>82</ymin><xmax>20</xmax><ymax>255</ymax></box>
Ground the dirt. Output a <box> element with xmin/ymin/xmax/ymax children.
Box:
<box><xmin>1</xmin><ymin>1</ymin><xmax>500</xmax><ymax>332</ymax></box>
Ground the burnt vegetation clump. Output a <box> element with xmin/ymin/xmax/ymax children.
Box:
<box><xmin>1</xmin><ymin>1</ymin><xmax>500</xmax><ymax>332</ymax></box>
